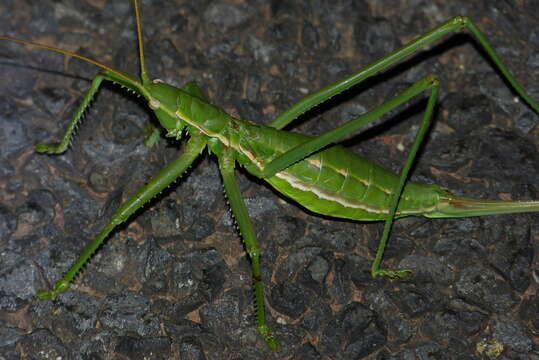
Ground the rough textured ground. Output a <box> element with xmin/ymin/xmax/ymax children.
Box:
<box><xmin>0</xmin><ymin>0</ymin><xmax>538</xmax><ymax>359</ymax></box>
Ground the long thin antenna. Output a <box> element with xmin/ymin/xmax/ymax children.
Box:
<box><xmin>133</xmin><ymin>0</ymin><xmax>150</xmax><ymax>84</ymax></box>
<box><xmin>0</xmin><ymin>35</ymin><xmax>141</xmax><ymax>87</ymax></box>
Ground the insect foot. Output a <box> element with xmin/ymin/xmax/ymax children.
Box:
<box><xmin>35</xmin><ymin>142</ymin><xmax>66</xmax><ymax>154</ymax></box>
<box><xmin>36</xmin><ymin>279</ymin><xmax>71</xmax><ymax>299</ymax></box>
<box><xmin>258</xmin><ymin>324</ymin><xmax>280</xmax><ymax>350</ymax></box>
<box><xmin>371</xmin><ymin>268</ymin><xmax>413</xmax><ymax>278</ymax></box>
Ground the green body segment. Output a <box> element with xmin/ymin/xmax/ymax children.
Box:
<box><xmin>161</xmin><ymin>87</ymin><xmax>539</xmax><ymax>223</ymax></box>
<box><xmin>229</xmin><ymin>121</ymin><xmax>445</xmax><ymax>221</ymax></box>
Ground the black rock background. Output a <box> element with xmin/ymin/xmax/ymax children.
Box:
<box><xmin>0</xmin><ymin>0</ymin><xmax>538</xmax><ymax>359</ymax></box>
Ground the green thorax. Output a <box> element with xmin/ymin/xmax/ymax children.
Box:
<box><xmin>146</xmin><ymin>81</ymin><xmax>236</xmax><ymax>150</ymax></box>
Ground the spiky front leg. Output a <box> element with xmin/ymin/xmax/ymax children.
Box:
<box><xmin>37</xmin><ymin>136</ymin><xmax>207</xmax><ymax>298</ymax></box>
<box><xmin>35</xmin><ymin>73</ymin><xmax>106</xmax><ymax>154</ymax></box>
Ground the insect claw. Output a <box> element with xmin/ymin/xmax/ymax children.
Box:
<box><xmin>35</xmin><ymin>279</ymin><xmax>71</xmax><ymax>299</ymax></box>
<box><xmin>35</xmin><ymin>143</ymin><xmax>65</xmax><ymax>154</ymax></box>
<box><xmin>258</xmin><ymin>324</ymin><xmax>280</xmax><ymax>350</ymax></box>
<box><xmin>35</xmin><ymin>289</ymin><xmax>56</xmax><ymax>299</ymax></box>
<box><xmin>372</xmin><ymin>268</ymin><xmax>412</xmax><ymax>278</ymax></box>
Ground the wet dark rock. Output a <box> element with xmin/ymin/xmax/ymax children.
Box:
<box><xmin>275</xmin><ymin>246</ymin><xmax>323</xmax><ymax>282</ymax></box>
<box><xmin>1</xmin><ymin>0</ymin><xmax>538</xmax><ymax>358</ymax></box>
<box><xmin>198</xmin><ymin>288</ymin><xmax>250</xmax><ymax>347</ymax></box>
<box><xmin>0</xmin><ymin>326</ymin><xmax>23</xmax><ymax>354</ymax></box>
<box><xmin>0</xmin><ymin>159</ymin><xmax>15</xmax><ymax>180</ymax></box>
<box><xmin>389</xmin><ymin>283</ymin><xmax>440</xmax><ymax>317</ymax></box>
<box><xmin>100</xmin><ymin>292</ymin><xmax>160</xmax><ymax>336</ymax></box>
<box><xmin>0</xmin><ymin>205</ymin><xmax>17</xmax><ymax>240</ymax></box>
<box><xmin>306</xmin><ymin>255</ymin><xmax>329</xmax><ymax>284</ymax></box>
<box><xmin>515</xmin><ymin>107</ymin><xmax>539</xmax><ymax>133</ymax></box>
<box><xmin>493</xmin><ymin>318</ymin><xmax>533</xmax><ymax>354</ymax></box>
<box><xmin>16</xmin><ymin>189</ymin><xmax>56</xmax><ymax>226</ymax></box>
<box><xmin>368</xmin><ymin>232</ymin><xmax>414</xmax><ymax>261</ymax></box>
<box><xmin>46</xmin><ymin>291</ymin><xmax>100</xmax><ymax>335</ymax></box>
<box><xmin>0</xmin><ymin>116</ymin><xmax>27</xmax><ymax>157</ymax></box>
<box><xmin>354</xmin><ymin>17</ymin><xmax>398</xmax><ymax>60</ymax></box>
<box><xmin>88</xmin><ymin>163</ymin><xmax>118</xmax><ymax>193</ymax></box>
<box><xmin>301</xmin><ymin>21</ymin><xmax>320</xmax><ymax>51</ymax></box>
<box><xmin>479</xmin><ymin>72</ymin><xmax>518</xmax><ymax>114</ymax></box>
<box><xmin>236</xmin><ymin>99</ymin><xmax>262</xmax><ymax>123</ymax></box>
<box><xmin>442</xmin><ymin>93</ymin><xmax>493</xmax><ymax>133</ymax></box>
<box><xmin>178</xmin><ymin>336</ymin><xmax>207</xmax><ymax>360</ymax></box>
<box><xmin>203</xmin><ymin>3</ymin><xmax>252</xmax><ymax>30</ymax></box>
<box><xmin>245</xmin><ymin>74</ymin><xmax>261</xmax><ymax>103</ymax></box>
<box><xmin>165</xmin><ymin>319</ymin><xmax>224</xmax><ymax>357</ymax></box>
<box><xmin>450</xmin><ymin>305</ymin><xmax>488</xmax><ymax>335</ymax></box>
<box><xmin>342</xmin><ymin>254</ymin><xmax>374</xmax><ymax>288</ymax></box>
<box><xmin>421</xmin><ymin>311</ymin><xmax>460</xmax><ymax>345</ymax></box>
<box><xmin>115</xmin><ymin>336</ymin><xmax>171</xmax><ymax>360</ymax></box>
<box><xmin>398</xmin><ymin>254</ymin><xmax>455</xmax><ymax>285</ymax></box>
<box><xmin>327</xmin><ymin>258</ymin><xmax>352</xmax><ymax>306</ymax></box>
<box><xmin>267</xmin><ymin>215</ymin><xmax>307</xmax><ymax>246</ymax></box>
<box><xmin>16</xmin><ymin>329</ymin><xmax>69</xmax><ymax>359</ymax></box>
<box><xmin>319</xmin><ymin>302</ymin><xmax>386</xmax><ymax>359</ymax></box>
<box><xmin>171</xmin><ymin>249</ymin><xmax>226</xmax><ymax>302</ymax></box>
<box><xmin>486</xmin><ymin>217</ymin><xmax>533</xmax><ymax>293</ymax></box>
<box><xmin>150</xmin><ymin>199</ymin><xmax>182</xmax><ymax>238</ymax></box>
<box><xmin>308</xmin><ymin>223</ymin><xmax>357</xmax><ymax>251</ymax></box>
<box><xmin>0</xmin><ymin>250</ymin><xmax>42</xmax><ymax>311</ymax></box>
<box><xmin>414</xmin><ymin>343</ymin><xmax>452</xmax><ymax>359</ymax></box>
<box><xmin>299</xmin><ymin>298</ymin><xmax>333</xmax><ymax>334</ymax></box>
<box><xmin>519</xmin><ymin>294</ymin><xmax>539</xmax><ymax>335</ymax></box>
<box><xmin>110</xmin><ymin>112</ymin><xmax>143</xmax><ymax>145</ymax></box>
<box><xmin>296</xmin><ymin>252</ymin><xmax>333</xmax><ymax>298</ymax></box>
<box><xmin>246</xmin><ymin>36</ymin><xmax>275</xmax><ymax>64</ymax></box>
<box><xmin>271</xmin><ymin>281</ymin><xmax>310</xmax><ymax>319</ymax></box>
<box><xmin>34</xmin><ymin>86</ymin><xmax>71</xmax><ymax>115</ymax></box>
<box><xmin>291</xmin><ymin>342</ymin><xmax>322</xmax><ymax>360</ymax></box>
<box><xmin>456</xmin><ymin>266</ymin><xmax>516</xmax><ymax>313</ymax></box>
<box><xmin>385</xmin><ymin>316</ymin><xmax>416</xmax><ymax>346</ymax></box>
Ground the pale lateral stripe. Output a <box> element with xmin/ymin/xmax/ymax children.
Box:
<box><xmin>173</xmin><ymin>103</ymin><xmax>417</xmax><ymax>212</ymax></box>
<box><xmin>275</xmin><ymin>172</ymin><xmax>434</xmax><ymax>215</ymax></box>
<box><xmin>275</xmin><ymin>172</ymin><xmax>387</xmax><ymax>214</ymax></box>
<box><xmin>175</xmin><ymin>99</ymin><xmax>392</xmax><ymax>196</ymax></box>
<box><xmin>238</xmin><ymin>144</ymin><xmax>430</xmax><ymax>215</ymax></box>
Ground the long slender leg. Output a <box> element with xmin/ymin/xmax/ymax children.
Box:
<box><xmin>372</xmin><ymin>77</ymin><xmax>439</xmax><ymax>277</ymax></box>
<box><xmin>37</xmin><ymin>136</ymin><xmax>207</xmax><ymax>299</ymax></box>
<box><xmin>35</xmin><ymin>72</ymin><xmax>107</xmax><ymax>154</ymax></box>
<box><xmin>263</xmin><ymin>75</ymin><xmax>440</xmax><ymax>278</ymax></box>
<box><xmin>217</xmin><ymin>151</ymin><xmax>280</xmax><ymax>350</ymax></box>
<box><xmin>37</xmin><ymin>74</ymin><xmax>209</xmax><ymax>152</ymax></box>
<box><xmin>269</xmin><ymin>16</ymin><xmax>539</xmax><ymax>131</ymax></box>
<box><xmin>260</xmin><ymin>74</ymin><xmax>437</xmax><ymax>178</ymax></box>
<box><xmin>260</xmin><ymin>17</ymin><xmax>539</xmax><ymax>279</ymax></box>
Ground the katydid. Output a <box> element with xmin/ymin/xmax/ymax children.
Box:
<box><xmin>1</xmin><ymin>0</ymin><xmax>538</xmax><ymax>350</ymax></box>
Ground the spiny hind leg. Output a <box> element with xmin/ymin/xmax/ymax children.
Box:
<box><xmin>371</xmin><ymin>78</ymin><xmax>440</xmax><ymax>278</ymax></box>
<box><xmin>217</xmin><ymin>150</ymin><xmax>280</xmax><ymax>350</ymax></box>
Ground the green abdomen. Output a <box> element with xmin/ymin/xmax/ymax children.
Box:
<box><xmin>236</xmin><ymin>124</ymin><xmax>442</xmax><ymax>221</ymax></box>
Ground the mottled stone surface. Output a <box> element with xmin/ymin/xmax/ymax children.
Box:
<box><xmin>0</xmin><ymin>0</ymin><xmax>538</xmax><ymax>358</ymax></box>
